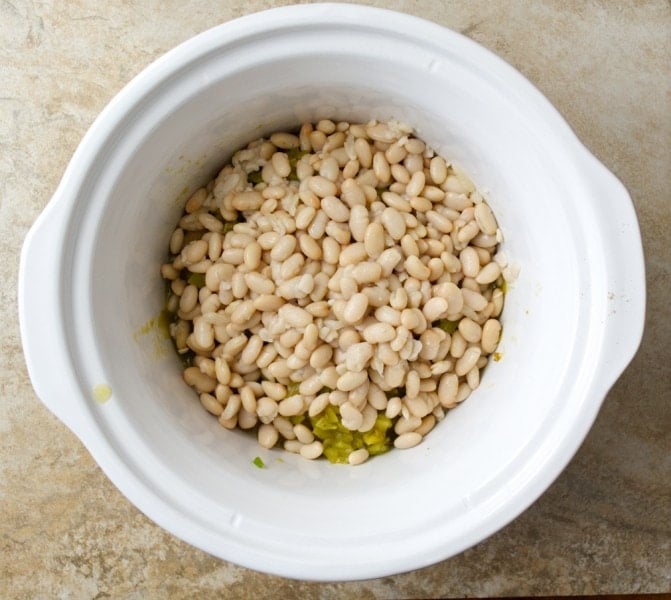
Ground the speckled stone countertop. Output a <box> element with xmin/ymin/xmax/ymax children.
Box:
<box><xmin>2</xmin><ymin>1</ymin><xmax>669</xmax><ymax>597</ymax></box>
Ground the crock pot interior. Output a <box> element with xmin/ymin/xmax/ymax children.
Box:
<box><xmin>78</xmin><ymin>36</ymin><xmax>590</xmax><ymax>558</ymax></box>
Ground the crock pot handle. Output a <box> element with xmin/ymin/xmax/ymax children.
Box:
<box><xmin>19</xmin><ymin>192</ymin><xmax>91</xmax><ymax>439</ymax></box>
<box><xmin>586</xmin><ymin>155</ymin><xmax>646</xmax><ymax>383</ymax></box>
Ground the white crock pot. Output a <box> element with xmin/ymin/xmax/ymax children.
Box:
<box><xmin>19</xmin><ymin>3</ymin><xmax>645</xmax><ymax>581</ymax></box>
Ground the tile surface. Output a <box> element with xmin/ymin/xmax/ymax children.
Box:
<box><xmin>1</xmin><ymin>1</ymin><xmax>669</xmax><ymax>597</ymax></box>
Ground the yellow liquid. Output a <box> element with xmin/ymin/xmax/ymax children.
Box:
<box><xmin>93</xmin><ymin>384</ymin><xmax>112</xmax><ymax>404</ymax></box>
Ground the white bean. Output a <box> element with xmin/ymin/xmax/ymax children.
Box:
<box><xmin>343</xmin><ymin>292</ymin><xmax>369</xmax><ymax>324</ymax></box>
<box><xmin>381</xmin><ymin>207</ymin><xmax>406</xmax><ymax>240</ymax></box>
<box><xmin>481</xmin><ymin>319</ymin><xmax>502</xmax><ymax>354</ymax></box>
<box><xmin>362</xmin><ymin>322</ymin><xmax>396</xmax><ymax>344</ymax></box>
<box><xmin>300</xmin><ymin>441</ymin><xmax>324</xmax><ymax>460</ymax></box>
<box><xmin>337</xmin><ymin>370</ymin><xmax>368</xmax><ymax>392</ymax></box>
<box><xmin>394</xmin><ymin>432</ymin><xmax>423</xmax><ymax>449</ymax></box>
<box><xmin>348</xmin><ymin>448</ymin><xmax>369</xmax><ymax>465</ymax></box>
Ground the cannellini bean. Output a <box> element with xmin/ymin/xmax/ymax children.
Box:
<box><xmin>348</xmin><ymin>448</ymin><xmax>369</xmax><ymax>465</ymax></box>
<box><xmin>341</xmin><ymin>178</ymin><xmax>366</xmax><ymax>207</ymax></box>
<box><xmin>268</xmin><ymin>132</ymin><xmax>299</xmax><ymax>149</ymax></box>
<box><xmin>462</xmin><ymin>288</ymin><xmax>488</xmax><ymax>311</ymax></box>
<box><xmin>322</xmin><ymin>195</ymin><xmax>350</xmax><ymax>222</ymax></box>
<box><xmin>232</xmin><ymin>191</ymin><xmax>263</xmax><ymax>211</ymax></box>
<box><xmin>345</xmin><ymin>342</ymin><xmax>374</xmax><ymax>372</ymax></box>
<box><xmin>373</xmin><ymin>151</ymin><xmax>391</xmax><ymax>184</ymax></box>
<box><xmin>460</xmin><ymin>247</ymin><xmax>480</xmax><ymax>278</ymax></box>
<box><xmin>401</xmin><ymin>234</ymin><xmax>419</xmax><ymax>257</ymax></box>
<box><xmin>481</xmin><ymin>319</ymin><xmax>502</xmax><ymax>353</ymax></box>
<box><xmin>354</xmin><ymin>138</ymin><xmax>373</xmax><ymax>168</ymax></box>
<box><xmin>364</xmin><ymin>222</ymin><xmax>385</xmax><ymax>258</ymax></box>
<box><xmin>278</xmin><ymin>394</ymin><xmax>304</xmax><ymax>417</ymax></box>
<box><xmin>349</xmin><ymin>205</ymin><xmax>369</xmax><ymax>242</ymax></box>
<box><xmin>406</xmin><ymin>370</ymin><xmax>420</xmax><ymax>399</ymax></box>
<box><xmin>322</xmin><ymin>237</ymin><xmax>341</xmax><ymax>264</ymax></box>
<box><xmin>270</xmin><ymin>235</ymin><xmax>297</xmax><ymax>261</ymax></box>
<box><xmin>284</xmin><ymin>439</ymin><xmax>302</xmax><ymax>453</ymax></box>
<box><xmin>395</xmin><ymin>415</ymin><xmax>422</xmax><ymax>434</ymax></box>
<box><xmin>379</xmin><ymin>248</ymin><xmax>403</xmax><ymax>276</ymax></box>
<box><xmin>375</xmin><ymin>306</ymin><xmax>401</xmax><ymax>326</ymax></box>
<box><xmin>405</xmin><ymin>255</ymin><xmax>430</xmax><ymax>280</ymax></box>
<box><xmin>438</xmin><ymin>373</ymin><xmax>458</xmax><ymax>406</ymax></box>
<box><xmin>394</xmin><ymin>432</ymin><xmax>422</xmax><ymax>449</ymax></box>
<box><xmin>449</xmin><ymin>330</ymin><xmax>467</xmax><ymax>359</ymax></box>
<box><xmin>182</xmin><ymin>240</ymin><xmax>208</xmax><ymax>264</ymax></box>
<box><xmin>309</xmin><ymin>175</ymin><xmax>337</xmax><ymax>198</ymax></box>
<box><xmin>415</xmin><ymin>414</ymin><xmax>437</xmax><ymax>436</ymax></box>
<box><xmin>343</xmin><ymin>292</ymin><xmax>369</xmax><ymax>324</ymax></box>
<box><xmin>429</xmin><ymin>156</ymin><xmax>448</xmax><ymax>185</ymax></box>
<box><xmin>340</xmin><ymin>401</ymin><xmax>364</xmax><ymax>430</ymax></box>
<box><xmin>456</xmin><ymin>346</ymin><xmax>482</xmax><ymax>376</ymax></box>
<box><xmin>427</xmin><ymin>211</ymin><xmax>453</xmax><ymax>234</ymax></box>
<box><xmin>279</xmin><ymin>304</ymin><xmax>313</xmax><ymax>328</ymax></box>
<box><xmin>297</xmin><ymin>374</ymin><xmax>321</xmax><ymax>397</ymax></box>
<box><xmin>299</xmin><ymin>234</ymin><xmax>322</xmax><ymax>260</ymax></box>
<box><xmin>337</xmin><ymin>370</ymin><xmax>368</xmax><ymax>392</ymax></box>
<box><xmin>220</xmin><ymin>394</ymin><xmax>241</xmax><ymax>421</ymax></box>
<box><xmin>309</xmin><ymin>392</ymin><xmax>330</xmax><ymax>417</ymax></box>
<box><xmin>170</xmin><ymin>228</ymin><xmax>185</xmax><ymax>254</ymax></box>
<box><xmin>254</xmin><ymin>294</ymin><xmax>284</xmax><ymax>311</ymax></box>
<box><xmin>183</xmin><ymin>367</ymin><xmax>217</xmax><ymax>393</ymax></box>
<box><xmin>245</xmin><ymin>272</ymin><xmax>274</xmax><ymax>295</ymax></box>
<box><xmin>422</xmin><ymin>297</ymin><xmax>449</xmax><ymax>321</ymax></box>
<box><xmin>261</xmin><ymin>381</ymin><xmax>286</xmax><ymax>401</ymax></box>
<box><xmin>179</xmin><ymin>285</ymin><xmax>198</xmax><ymax>313</ymax></box>
<box><xmin>458</xmin><ymin>318</ymin><xmax>482</xmax><ymax>343</ymax></box>
<box><xmin>475</xmin><ymin>261</ymin><xmax>501</xmax><ymax>284</ymax></box>
<box><xmin>300</xmin><ymin>441</ymin><xmax>324</xmax><ymax>460</ymax></box>
<box><xmin>258</xmin><ymin>231</ymin><xmax>280</xmax><ymax>249</ymax></box>
<box><xmin>240</xmin><ymin>335</ymin><xmax>263</xmax><ymax>365</ymax></box>
<box><xmin>257</xmin><ymin>398</ymin><xmax>279</xmax><ymax>423</ymax></box>
<box><xmin>339</xmin><ymin>242</ymin><xmax>367</xmax><ymax>266</ymax></box>
<box><xmin>240</xmin><ymin>385</ymin><xmax>257</xmax><ymax>413</ymax></box>
<box><xmin>200</xmin><ymin>393</ymin><xmax>223</xmax><ymax>416</ymax></box>
<box><xmin>475</xmin><ymin>201</ymin><xmax>498</xmax><ymax>235</ymax></box>
<box><xmin>406</xmin><ymin>171</ymin><xmax>425</xmax><ymax>197</ymax></box>
<box><xmin>381</xmin><ymin>207</ymin><xmax>406</xmax><ymax>240</ymax></box>
<box><xmin>362</xmin><ymin>322</ymin><xmax>396</xmax><ymax>344</ymax></box>
<box><xmin>351</xmin><ymin>262</ymin><xmax>382</xmax><ymax>284</ymax></box>
<box><xmin>467</xmin><ymin>365</ymin><xmax>480</xmax><ymax>389</ymax></box>
<box><xmin>296</xmin><ymin>205</ymin><xmax>316</xmax><ymax>230</ymax></box>
<box><xmin>258</xmin><ymin>424</ymin><xmax>279</xmax><ymax>448</ymax></box>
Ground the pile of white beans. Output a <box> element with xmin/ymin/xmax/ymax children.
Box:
<box><xmin>161</xmin><ymin>119</ymin><xmax>508</xmax><ymax>465</ymax></box>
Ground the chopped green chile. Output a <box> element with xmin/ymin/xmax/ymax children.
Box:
<box><xmin>248</xmin><ymin>169</ymin><xmax>263</xmax><ymax>184</ymax></box>
<box><xmin>177</xmin><ymin>350</ymin><xmax>195</xmax><ymax>369</ymax></box>
<box><xmin>309</xmin><ymin>405</ymin><xmax>396</xmax><ymax>464</ymax></box>
<box><xmin>287</xmin><ymin>148</ymin><xmax>308</xmax><ymax>165</ymax></box>
<box><xmin>287</xmin><ymin>148</ymin><xmax>308</xmax><ymax>181</ymax></box>
<box><xmin>187</xmin><ymin>272</ymin><xmax>206</xmax><ymax>288</ymax></box>
<box><xmin>437</xmin><ymin>319</ymin><xmax>459</xmax><ymax>334</ymax></box>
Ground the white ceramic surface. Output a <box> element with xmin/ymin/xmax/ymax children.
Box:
<box><xmin>18</xmin><ymin>3</ymin><xmax>645</xmax><ymax>581</ymax></box>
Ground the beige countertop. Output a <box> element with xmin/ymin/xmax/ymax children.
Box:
<box><xmin>2</xmin><ymin>1</ymin><xmax>669</xmax><ymax>597</ymax></box>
